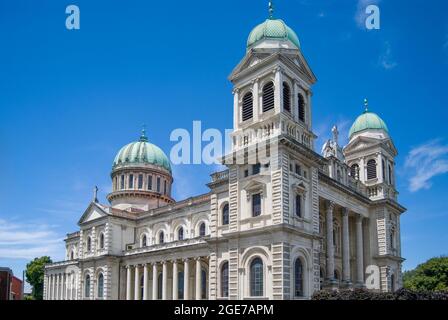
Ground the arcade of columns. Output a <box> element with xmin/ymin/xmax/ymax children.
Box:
<box><xmin>323</xmin><ymin>200</ymin><xmax>366</xmax><ymax>287</ymax></box>
<box><xmin>125</xmin><ymin>257</ymin><xmax>208</xmax><ymax>300</ymax></box>
<box><xmin>46</xmin><ymin>272</ymin><xmax>77</xmax><ymax>300</ymax></box>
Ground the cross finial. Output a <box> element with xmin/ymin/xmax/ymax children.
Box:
<box><xmin>93</xmin><ymin>186</ymin><xmax>98</xmax><ymax>203</ymax></box>
<box><xmin>140</xmin><ymin>124</ymin><xmax>148</xmax><ymax>142</ymax></box>
<box><xmin>364</xmin><ymin>98</ymin><xmax>369</xmax><ymax>112</ymax></box>
<box><xmin>268</xmin><ymin>1</ymin><xmax>275</xmax><ymax>19</ymax></box>
<box><xmin>332</xmin><ymin>125</ymin><xmax>339</xmax><ymax>145</ymax></box>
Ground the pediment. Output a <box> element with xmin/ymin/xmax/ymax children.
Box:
<box><xmin>78</xmin><ymin>202</ymin><xmax>109</xmax><ymax>225</ymax></box>
<box><xmin>344</xmin><ymin>136</ymin><xmax>397</xmax><ymax>156</ymax></box>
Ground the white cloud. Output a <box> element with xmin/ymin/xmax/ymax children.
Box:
<box><xmin>405</xmin><ymin>139</ymin><xmax>448</xmax><ymax>192</ymax></box>
<box><xmin>378</xmin><ymin>41</ymin><xmax>397</xmax><ymax>70</ymax></box>
<box><xmin>0</xmin><ymin>219</ymin><xmax>65</xmax><ymax>260</ymax></box>
<box><xmin>355</xmin><ymin>0</ymin><xmax>380</xmax><ymax>29</ymax></box>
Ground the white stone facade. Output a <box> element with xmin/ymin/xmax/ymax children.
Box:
<box><xmin>44</xmin><ymin>11</ymin><xmax>406</xmax><ymax>301</ymax></box>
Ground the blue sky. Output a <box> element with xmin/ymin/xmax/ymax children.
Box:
<box><xmin>0</xmin><ymin>0</ymin><xmax>447</xmax><ymax>289</ymax></box>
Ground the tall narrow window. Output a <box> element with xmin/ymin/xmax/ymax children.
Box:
<box><xmin>178</xmin><ymin>227</ymin><xmax>184</xmax><ymax>241</ymax></box>
<box><xmin>201</xmin><ymin>269</ymin><xmax>207</xmax><ymax>299</ymax></box>
<box><xmin>129</xmin><ymin>174</ymin><xmax>134</xmax><ymax>189</ymax></box>
<box><xmin>242</xmin><ymin>92</ymin><xmax>254</xmax><ymax>121</ymax></box>
<box><xmin>252</xmin><ymin>163</ymin><xmax>261</xmax><ymax>175</ymax></box>
<box><xmin>222</xmin><ymin>204</ymin><xmax>229</xmax><ymax>225</ymax></box>
<box><xmin>97</xmin><ymin>273</ymin><xmax>104</xmax><ymax>299</ymax></box>
<box><xmin>157</xmin><ymin>274</ymin><xmax>163</xmax><ymax>299</ymax></box>
<box><xmin>85</xmin><ymin>275</ymin><xmax>91</xmax><ymax>298</ymax></box>
<box><xmin>295</xmin><ymin>163</ymin><xmax>301</xmax><ymax>175</ymax></box>
<box><xmin>350</xmin><ymin>164</ymin><xmax>360</xmax><ymax>180</ymax></box>
<box><xmin>382</xmin><ymin>160</ymin><xmax>386</xmax><ymax>181</ymax></box>
<box><xmin>252</xmin><ymin>193</ymin><xmax>262</xmax><ymax>217</ymax></box>
<box><xmin>388</xmin><ymin>165</ymin><xmax>393</xmax><ymax>185</ymax></box>
<box><xmin>142</xmin><ymin>235</ymin><xmax>147</xmax><ymax>247</ymax></box>
<box><xmin>138</xmin><ymin>174</ymin><xmax>143</xmax><ymax>189</ymax></box>
<box><xmin>87</xmin><ymin>237</ymin><xmax>92</xmax><ymax>252</ymax></box>
<box><xmin>391</xmin><ymin>274</ymin><xmax>395</xmax><ymax>292</ymax></box>
<box><xmin>250</xmin><ymin>258</ymin><xmax>264</xmax><ymax>297</ymax></box>
<box><xmin>298</xmin><ymin>93</ymin><xmax>306</xmax><ymax>122</ymax></box>
<box><xmin>295</xmin><ymin>194</ymin><xmax>302</xmax><ymax>218</ymax></box>
<box><xmin>178</xmin><ymin>272</ymin><xmax>184</xmax><ymax>299</ymax></box>
<box><xmin>120</xmin><ymin>175</ymin><xmax>125</xmax><ymax>190</ymax></box>
<box><xmin>294</xmin><ymin>259</ymin><xmax>304</xmax><ymax>297</ymax></box>
<box><xmin>99</xmin><ymin>233</ymin><xmax>104</xmax><ymax>249</ymax></box>
<box><xmin>147</xmin><ymin>175</ymin><xmax>153</xmax><ymax>190</ymax></box>
<box><xmin>157</xmin><ymin>177</ymin><xmax>161</xmax><ymax>193</ymax></box>
<box><xmin>262</xmin><ymin>82</ymin><xmax>275</xmax><ymax>112</ymax></box>
<box><xmin>367</xmin><ymin>159</ymin><xmax>377</xmax><ymax>180</ymax></box>
<box><xmin>70</xmin><ymin>250</ymin><xmax>74</xmax><ymax>260</ymax></box>
<box><xmin>221</xmin><ymin>262</ymin><xmax>229</xmax><ymax>298</ymax></box>
<box><xmin>159</xmin><ymin>231</ymin><xmax>164</xmax><ymax>244</ymax></box>
<box><xmin>199</xmin><ymin>223</ymin><xmax>206</xmax><ymax>237</ymax></box>
<box><xmin>164</xmin><ymin>180</ymin><xmax>167</xmax><ymax>195</ymax></box>
<box><xmin>283</xmin><ymin>82</ymin><xmax>291</xmax><ymax>113</ymax></box>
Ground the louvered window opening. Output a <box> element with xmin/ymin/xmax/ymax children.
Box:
<box><xmin>298</xmin><ymin>94</ymin><xmax>306</xmax><ymax>122</ymax></box>
<box><xmin>262</xmin><ymin>82</ymin><xmax>275</xmax><ymax>112</ymax></box>
<box><xmin>283</xmin><ymin>83</ymin><xmax>291</xmax><ymax>113</ymax></box>
<box><xmin>242</xmin><ymin>92</ymin><xmax>253</xmax><ymax>121</ymax></box>
<box><xmin>367</xmin><ymin>160</ymin><xmax>377</xmax><ymax>180</ymax></box>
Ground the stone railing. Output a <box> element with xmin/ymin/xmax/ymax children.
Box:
<box><xmin>45</xmin><ymin>260</ymin><xmax>79</xmax><ymax>270</ymax></box>
<box><xmin>211</xmin><ymin>170</ymin><xmax>229</xmax><ymax>183</ymax></box>
<box><xmin>124</xmin><ymin>237</ymin><xmax>209</xmax><ymax>256</ymax></box>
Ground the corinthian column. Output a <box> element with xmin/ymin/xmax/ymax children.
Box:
<box><xmin>143</xmin><ymin>264</ymin><xmax>149</xmax><ymax>300</ymax></box>
<box><xmin>162</xmin><ymin>261</ymin><xmax>168</xmax><ymax>300</ymax></box>
<box><xmin>172</xmin><ymin>260</ymin><xmax>178</xmax><ymax>300</ymax></box>
<box><xmin>126</xmin><ymin>266</ymin><xmax>132</xmax><ymax>300</ymax></box>
<box><xmin>195</xmin><ymin>258</ymin><xmax>202</xmax><ymax>300</ymax></box>
<box><xmin>134</xmin><ymin>265</ymin><xmax>140</xmax><ymax>300</ymax></box>
<box><xmin>356</xmin><ymin>214</ymin><xmax>365</xmax><ymax>287</ymax></box>
<box><xmin>152</xmin><ymin>263</ymin><xmax>158</xmax><ymax>300</ymax></box>
<box><xmin>325</xmin><ymin>201</ymin><xmax>335</xmax><ymax>284</ymax></box>
<box><xmin>342</xmin><ymin>208</ymin><xmax>351</xmax><ymax>286</ymax></box>
<box><xmin>184</xmin><ymin>259</ymin><xmax>190</xmax><ymax>300</ymax></box>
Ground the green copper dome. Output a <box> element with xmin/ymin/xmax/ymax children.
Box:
<box><xmin>247</xmin><ymin>18</ymin><xmax>300</xmax><ymax>49</ymax></box>
<box><xmin>113</xmin><ymin>130</ymin><xmax>172</xmax><ymax>173</ymax></box>
<box><xmin>349</xmin><ymin>110</ymin><xmax>389</xmax><ymax>139</ymax></box>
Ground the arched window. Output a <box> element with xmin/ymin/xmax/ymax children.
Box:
<box><xmin>294</xmin><ymin>259</ymin><xmax>304</xmax><ymax>297</ymax></box>
<box><xmin>178</xmin><ymin>227</ymin><xmax>184</xmax><ymax>241</ymax></box>
<box><xmin>222</xmin><ymin>204</ymin><xmax>229</xmax><ymax>226</ymax></box>
<box><xmin>99</xmin><ymin>233</ymin><xmax>105</xmax><ymax>249</ymax></box>
<box><xmin>367</xmin><ymin>159</ymin><xmax>377</xmax><ymax>180</ymax></box>
<box><xmin>298</xmin><ymin>93</ymin><xmax>306</xmax><ymax>122</ymax></box>
<box><xmin>221</xmin><ymin>262</ymin><xmax>229</xmax><ymax>298</ymax></box>
<box><xmin>142</xmin><ymin>235</ymin><xmax>147</xmax><ymax>247</ymax></box>
<box><xmin>199</xmin><ymin>223</ymin><xmax>206</xmax><ymax>237</ymax></box>
<box><xmin>382</xmin><ymin>160</ymin><xmax>386</xmax><ymax>181</ymax></box>
<box><xmin>70</xmin><ymin>250</ymin><xmax>75</xmax><ymax>260</ymax></box>
<box><xmin>147</xmin><ymin>175</ymin><xmax>153</xmax><ymax>190</ymax></box>
<box><xmin>350</xmin><ymin>164</ymin><xmax>360</xmax><ymax>180</ymax></box>
<box><xmin>262</xmin><ymin>82</ymin><xmax>275</xmax><ymax>112</ymax></box>
<box><xmin>84</xmin><ymin>275</ymin><xmax>91</xmax><ymax>298</ymax></box>
<box><xmin>201</xmin><ymin>269</ymin><xmax>207</xmax><ymax>299</ymax></box>
<box><xmin>86</xmin><ymin>237</ymin><xmax>92</xmax><ymax>252</ymax></box>
<box><xmin>250</xmin><ymin>258</ymin><xmax>264</xmax><ymax>297</ymax></box>
<box><xmin>159</xmin><ymin>231</ymin><xmax>164</xmax><ymax>244</ymax></box>
<box><xmin>252</xmin><ymin>193</ymin><xmax>262</xmax><ymax>217</ymax></box>
<box><xmin>97</xmin><ymin>273</ymin><xmax>104</xmax><ymax>299</ymax></box>
<box><xmin>242</xmin><ymin>92</ymin><xmax>254</xmax><ymax>121</ymax></box>
<box><xmin>283</xmin><ymin>82</ymin><xmax>291</xmax><ymax>113</ymax></box>
<box><xmin>138</xmin><ymin>174</ymin><xmax>143</xmax><ymax>189</ymax></box>
<box><xmin>120</xmin><ymin>175</ymin><xmax>125</xmax><ymax>189</ymax></box>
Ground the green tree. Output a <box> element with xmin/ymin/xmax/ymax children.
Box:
<box><xmin>25</xmin><ymin>256</ymin><xmax>52</xmax><ymax>300</ymax></box>
<box><xmin>403</xmin><ymin>256</ymin><xmax>448</xmax><ymax>291</ymax></box>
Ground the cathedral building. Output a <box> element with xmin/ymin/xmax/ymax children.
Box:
<box><xmin>44</xmin><ymin>4</ymin><xmax>406</xmax><ymax>300</ymax></box>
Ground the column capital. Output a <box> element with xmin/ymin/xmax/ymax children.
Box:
<box><xmin>170</xmin><ymin>259</ymin><xmax>178</xmax><ymax>264</ymax></box>
<box><xmin>342</xmin><ymin>207</ymin><xmax>349</xmax><ymax>216</ymax></box>
<box><xmin>325</xmin><ymin>200</ymin><xmax>335</xmax><ymax>212</ymax></box>
<box><xmin>356</xmin><ymin>214</ymin><xmax>364</xmax><ymax>223</ymax></box>
<box><xmin>194</xmin><ymin>257</ymin><xmax>202</xmax><ymax>262</ymax></box>
<box><xmin>232</xmin><ymin>88</ymin><xmax>240</xmax><ymax>95</ymax></box>
<box><xmin>182</xmin><ymin>258</ymin><xmax>190</xmax><ymax>263</ymax></box>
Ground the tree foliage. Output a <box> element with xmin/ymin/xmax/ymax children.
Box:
<box><xmin>25</xmin><ymin>256</ymin><xmax>52</xmax><ymax>300</ymax></box>
<box><xmin>312</xmin><ymin>288</ymin><xmax>448</xmax><ymax>300</ymax></box>
<box><xmin>403</xmin><ymin>256</ymin><xmax>448</xmax><ymax>291</ymax></box>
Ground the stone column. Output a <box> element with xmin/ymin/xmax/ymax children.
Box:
<box><xmin>55</xmin><ymin>274</ymin><xmax>60</xmax><ymax>300</ymax></box>
<box><xmin>342</xmin><ymin>208</ymin><xmax>351</xmax><ymax>286</ymax></box>
<box><xmin>233</xmin><ymin>89</ymin><xmax>239</xmax><ymax>129</ymax></box>
<box><xmin>143</xmin><ymin>264</ymin><xmax>149</xmax><ymax>300</ymax></box>
<box><xmin>356</xmin><ymin>214</ymin><xmax>365</xmax><ymax>286</ymax></box>
<box><xmin>48</xmin><ymin>275</ymin><xmax>52</xmax><ymax>300</ymax></box>
<box><xmin>195</xmin><ymin>258</ymin><xmax>202</xmax><ymax>300</ymax></box>
<box><xmin>162</xmin><ymin>261</ymin><xmax>168</xmax><ymax>300</ymax></box>
<box><xmin>65</xmin><ymin>273</ymin><xmax>69</xmax><ymax>300</ymax></box>
<box><xmin>325</xmin><ymin>201</ymin><xmax>335</xmax><ymax>284</ymax></box>
<box><xmin>253</xmin><ymin>79</ymin><xmax>260</xmax><ymax>122</ymax></box>
<box><xmin>52</xmin><ymin>274</ymin><xmax>56</xmax><ymax>300</ymax></box>
<box><xmin>152</xmin><ymin>263</ymin><xmax>158</xmax><ymax>300</ymax></box>
<box><xmin>274</xmin><ymin>67</ymin><xmax>283</xmax><ymax>113</ymax></box>
<box><xmin>172</xmin><ymin>260</ymin><xmax>178</xmax><ymax>300</ymax></box>
<box><xmin>184</xmin><ymin>259</ymin><xmax>190</xmax><ymax>300</ymax></box>
<box><xmin>134</xmin><ymin>265</ymin><xmax>140</xmax><ymax>300</ymax></box>
<box><xmin>126</xmin><ymin>266</ymin><xmax>132</xmax><ymax>300</ymax></box>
